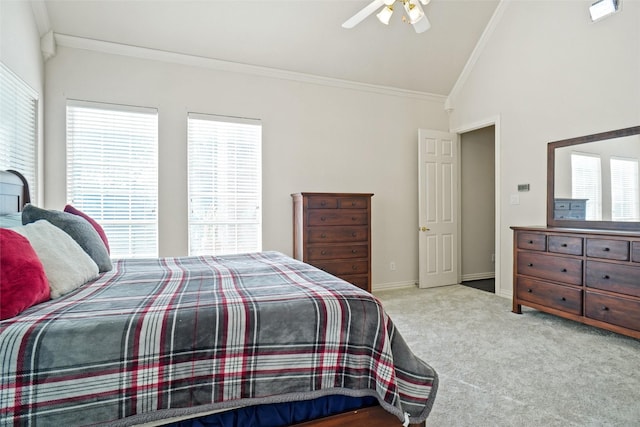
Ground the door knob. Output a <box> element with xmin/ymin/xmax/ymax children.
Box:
<box><xmin>419</xmin><ymin>227</ymin><xmax>430</xmax><ymax>232</ymax></box>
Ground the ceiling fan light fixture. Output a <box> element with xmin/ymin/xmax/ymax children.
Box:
<box><xmin>404</xmin><ymin>1</ymin><xmax>425</xmax><ymax>24</ymax></box>
<box><xmin>376</xmin><ymin>6</ymin><xmax>394</xmax><ymax>25</ymax></box>
<box><xmin>342</xmin><ymin>0</ymin><xmax>431</xmax><ymax>33</ymax></box>
<box><xmin>589</xmin><ymin>0</ymin><xmax>620</xmax><ymax>21</ymax></box>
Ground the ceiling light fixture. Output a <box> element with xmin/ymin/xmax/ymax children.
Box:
<box><xmin>589</xmin><ymin>0</ymin><xmax>620</xmax><ymax>21</ymax></box>
<box><xmin>403</xmin><ymin>0</ymin><xmax>425</xmax><ymax>24</ymax></box>
<box><xmin>376</xmin><ymin>5</ymin><xmax>394</xmax><ymax>25</ymax></box>
<box><xmin>342</xmin><ymin>0</ymin><xmax>432</xmax><ymax>34</ymax></box>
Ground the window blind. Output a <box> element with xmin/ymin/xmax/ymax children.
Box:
<box><xmin>571</xmin><ymin>152</ymin><xmax>602</xmax><ymax>220</ymax></box>
<box><xmin>611</xmin><ymin>157</ymin><xmax>639</xmax><ymax>221</ymax></box>
<box><xmin>0</xmin><ymin>62</ymin><xmax>38</xmax><ymax>202</ymax></box>
<box><xmin>67</xmin><ymin>100</ymin><xmax>158</xmax><ymax>258</ymax></box>
<box><xmin>188</xmin><ymin>113</ymin><xmax>262</xmax><ymax>256</ymax></box>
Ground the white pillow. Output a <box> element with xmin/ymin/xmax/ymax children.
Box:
<box><xmin>12</xmin><ymin>220</ymin><xmax>100</xmax><ymax>298</ymax></box>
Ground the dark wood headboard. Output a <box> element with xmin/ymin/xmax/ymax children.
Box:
<box><xmin>0</xmin><ymin>170</ymin><xmax>30</xmax><ymax>215</ymax></box>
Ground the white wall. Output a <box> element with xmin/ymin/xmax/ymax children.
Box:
<box><xmin>0</xmin><ymin>0</ymin><xmax>45</xmax><ymax>201</ymax></box>
<box><xmin>448</xmin><ymin>1</ymin><xmax>640</xmax><ymax>297</ymax></box>
<box><xmin>44</xmin><ymin>45</ymin><xmax>449</xmax><ymax>290</ymax></box>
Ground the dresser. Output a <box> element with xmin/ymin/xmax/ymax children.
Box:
<box><xmin>292</xmin><ymin>192</ymin><xmax>373</xmax><ymax>292</ymax></box>
<box><xmin>512</xmin><ymin>226</ymin><xmax>640</xmax><ymax>339</ymax></box>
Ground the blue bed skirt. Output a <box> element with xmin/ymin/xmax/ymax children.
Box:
<box><xmin>165</xmin><ymin>395</ymin><xmax>378</xmax><ymax>427</ymax></box>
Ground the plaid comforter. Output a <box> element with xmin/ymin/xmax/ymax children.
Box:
<box><xmin>0</xmin><ymin>251</ymin><xmax>437</xmax><ymax>426</ymax></box>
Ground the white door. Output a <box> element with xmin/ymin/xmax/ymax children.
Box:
<box><xmin>418</xmin><ymin>129</ymin><xmax>459</xmax><ymax>288</ymax></box>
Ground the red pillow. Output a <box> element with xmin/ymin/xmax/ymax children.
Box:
<box><xmin>64</xmin><ymin>205</ymin><xmax>110</xmax><ymax>254</ymax></box>
<box><xmin>0</xmin><ymin>228</ymin><xmax>50</xmax><ymax>320</ymax></box>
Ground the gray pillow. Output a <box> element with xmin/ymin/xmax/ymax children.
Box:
<box><xmin>22</xmin><ymin>204</ymin><xmax>112</xmax><ymax>272</ymax></box>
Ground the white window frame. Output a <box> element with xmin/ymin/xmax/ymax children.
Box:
<box><xmin>0</xmin><ymin>62</ymin><xmax>39</xmax><ymax>203</ymax></box>
<box><xmin>571</xmin><ymin>152</ymin><xmax>602</xmax><ymax>221</ymax></box>
<box><xmin>610</xmin><ymin>156</ymin><xmax>640</xmax><ymax>221</ymax></box>
<box><xmin>66</xmin><ymin>100</ymin><xmax>159</xmax><ymax>258</ymax></box>
<box><xmin>187</xmin><ymin>113</ymin><xmax>262</xmax><ymax>256</ymax></box>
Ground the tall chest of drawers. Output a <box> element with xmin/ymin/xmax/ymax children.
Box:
<box><xmin>512</xmin><ymin>226</ymin><xmax>640</xmax><ymax>339</ymax></box>
<box><xmin>292</xmin><ymin>193</ymin><xmax>373</xmax><ymax>292</ymax></box>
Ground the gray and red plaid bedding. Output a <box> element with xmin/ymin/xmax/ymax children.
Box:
<box><xmin>0</xmin><ymin>251</ymin><xmax>437</xmax><ymax>426</ymax></box>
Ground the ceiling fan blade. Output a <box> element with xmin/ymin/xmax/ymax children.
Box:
<box><xmin>412</xmin><ymin>14</ymin><xmax>431</xmax><ymax>33</ymax></box>
<box><xmin>342</xmin><ymin>0</ymin><xmax>385</xmax><ymax>29</ymax></box>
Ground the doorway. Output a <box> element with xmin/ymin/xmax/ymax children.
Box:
<box><xmin>460</xmin><ymin>125</ymin><xmax>496</xmax><ymax>293</ymax></box>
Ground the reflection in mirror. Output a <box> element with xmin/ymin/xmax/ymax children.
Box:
<box><xmin>547</xmin><ymin>125</ymin><xmax>640</xmax><ymax>231</ymax></box>
<box><xmin>554</xmin><ymin>135</ymin><xmax>640</xmax><ymax>221</ymax></box>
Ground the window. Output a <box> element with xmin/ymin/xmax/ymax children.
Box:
<box><xmin>571</xmin><ymin>152</ymin><xmax>602</xmax><ymax>220</ymax></box>
<box><xmin>188</xmin><ymin>113</ymin><xmax>262</xmax><ymax>256</ymax></box>
<box><xmin>67</xmin><ymin>100</ymin><xmax>158</xmax><ymax>258</ymax></box>
<box><xmin>0</xmin><ymin>62</ymin><xmax>38</xmax><ymax>201</ymax></box>
<box><xmin>611</xmin><ymin>157</ymin><xmax>639</xmax><ymax>221</ymax></box>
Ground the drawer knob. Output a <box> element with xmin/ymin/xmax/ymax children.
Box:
<box><xmin>561</xmin><ymin>268</ymin><xmax>567</xmax><ymax>273</ymax></box>
<box><xmin>528</xmin><ymin>263</ymin><xmax>533</xmax><ymax>267</ymax></box>
<box><xmin>321</xmin><ymin>216</ymin><xmax>326</xmax><ymax>221</ymax></box>
<box><xmin>321</xmin><ymin>233</ymin><xmax>327</xmax><ymax>238</ymax></box>
<box><xmin>321</xmin><ymin>250</ymin><xmax>327</xmax><ymax>255</ymax></box>
<box><xmin>352</xmin><ymin>265</ymin><xmax>358</xmax><ymax>270</ymax></box>
<box><xmin>601</xmin><ymin>306</ymin><xmax>609</xmax><ymax>311</ymax></box>
<box><xmin>561</xmin><ymin>243</ymin><xmax>567</xmax><ymax>247</ymax></box>
<box><xmin>352</xmin><ymin>232</ymin><xmax>357</xmax><ymax>237</ymax></box>
<box><xmin>602</xmin><ymin>275</ymin><xmax>610</xmax><ymax>280</ymax></box>
<box><xmin>604</xmin><ymin>247</ymin><xmax>610</xmax><ymax>252</ymax></box>
<box><xmin>528</xmin><ymin>240</ymin><xmax>534</xmax><ymax>244</ymax></box>
<box><xmin>321</xmin><ymin>201</ymin><xmax>326</xmax><ymax>206</ymax></box>
<box><xmin>561</xmin><ymin>297</ymin><xmax>566</xmax><ymax>301</ymax></box>
<box><xmin>352</xmin><ymin>249</ymin><xmax>357</xmax><ymax>253</ymax></box>
<box><xmin>352</xmin><ymin>217</ymin><xmax>357</xmax><ymax>221</ymax></box>
<box><xmin>527</xmin><ymin>288</ymin><xmax>533</xmax><ymax>293</ymax></box>
<box><xmin>351</xmin><ymin>202</ymin><xmax>356</xmax><ymax>206</ymax></box>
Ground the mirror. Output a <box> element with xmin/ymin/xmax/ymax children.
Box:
<box><xmin>547</xmin><ymin>125</ymin><xmax>640</xmax><ymax>231</ymax></box>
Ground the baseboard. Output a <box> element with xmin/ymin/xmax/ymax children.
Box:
<box><xmin>372</xmin><ymin>280</ymin><xmax>418</xmax><ymax>292</ymax></box>
<box><xmin>461</xmin><ymin>272</ymin><xmax>495</xmax><ymax>282</ymax></box>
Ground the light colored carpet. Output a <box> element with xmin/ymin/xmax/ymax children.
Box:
<box><xmin>375</xmin><ymin>285</ymin><xmax>640</xmax><ymax>427</ymax></box>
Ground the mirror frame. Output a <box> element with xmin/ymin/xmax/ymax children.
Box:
<box><xmin>547</xmin><ymin>125</ymin><xmax>640</xmax><ymax>231</ymax></box>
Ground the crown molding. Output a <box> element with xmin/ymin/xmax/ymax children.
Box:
<box><xmin>445</xmin><ymin>0</ymin><xmax>510</xmax><ymax>111</ymax></box>
<box><xmin>30</xmin><ymin>0</ymin><xmax>51</xmax><ymax>37</ymax></box>
<box><xmin>54</xmin><ymin>33</ymin><xmax>447</xmax><ymax>103</ymax></box>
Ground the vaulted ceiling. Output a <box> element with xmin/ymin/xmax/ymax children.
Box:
<box><xmin>42</xmin><ymin>0</ymin><xmax>500</xmax><ymax>96</ymax></box>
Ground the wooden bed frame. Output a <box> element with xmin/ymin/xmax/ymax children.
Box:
<box><xmin>0</xmin><ymin>169</ymin><xmax>427</xmax><ymax>427</ymax></box>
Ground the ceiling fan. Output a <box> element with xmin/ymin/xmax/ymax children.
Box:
<box><xmin>342</xmin><ymin>0</ymin><xmax>431</xmax><ymax>33</ymax></box>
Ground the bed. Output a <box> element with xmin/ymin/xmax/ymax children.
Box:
<box><xmin>0</xmin><ymin>170</ymin><xmax>438</xmax><ymax>427</ymax></box>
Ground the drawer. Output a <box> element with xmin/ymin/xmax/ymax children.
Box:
<box><xmin>586</xmin><ymin>239</ymin><xmax>629</xmax><ymax>261</ymax></box>
<box><xmin>340</xmin><ymin>274</ymin><xmax>369</xmax><ymax>291</ymax></box>
<box><xmin>554</xmin><ymin>200</ymin><xmax>586</xmax><ymax>210</ymax></box>
<box><xmin>313</xmin><ymin>260</ymin><xmax>369</xmax><ymax>276</ymax></box>
<box><xmin>338</xmin><ymin>197</ymin><xmax>368</xmax><ymax>209</ymax></box>
<box><xmin>308</xmin><ymin>210</ymin><xmax>368</xmax><ymax>226</ymax></box>
<box><xmin>517</xmin><ymin>232</ymin><xmax>546</xmax><ymax>251</ymax></box>
<box><xmin>632</xmin><ymin>242</ymin><xmax>640</xmax><ymax>263</ymax></box>
<box><xmin>548</xmin><ymin>236</ymin><xmax>583</xmax><ymax>256</ymax></box>
<box><xmin>307</xmin><ymin>244</ymin><xmax>369</xmax><ymax>261</ymax></box>
<box><xmin>307</xmin><ymin>226</ymin><xmax>368</xmax><ymax>243</ymax></box>
<box><xmin>307</xmin><ymin>197</ymin><xmax>338</xmax><ymax>209</ymax></box>
<box><xmin>585</xmin><ymin>291</ymin><xmax>640</xmax><ymax>332</ymax></box>
<box><xmin>570</xmin><ymin>201</ymin><xmax>586</xmax><ymax>210</ymax></box>
<box><xmin>586</xmin><ymin>261</ymin><xmax>640</xmax><ymax>298</ymax></box>
<box><xmin>517</xmin><ymin>252</ymin><xmax>582</xmax><ymax>285</ymax></box>
<box><xmin>554</xmin><ymin>210</ymin><xmax>585</xmax><ymax>220</ymax></box>
<box><xmin>516</xmin><ymin>276</ymin><xmax>582</xmax><ymax>315</ymax></box>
